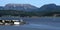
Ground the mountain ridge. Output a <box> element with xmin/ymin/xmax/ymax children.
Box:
<box><xmin>0</xmin><ymin>4</ymin><xmax>38</xmax><ymax>11</ymax></box>
<box><xmin>0</xmin><ymin>4</ymin><xmax>60</xmax><ymax>16</ymax></box>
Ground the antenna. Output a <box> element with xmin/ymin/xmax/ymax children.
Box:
<box><xmin>20</xmin><ymin>19</ymin><xmax>23</xmax><ymax>22</ymax></box>
<box><xmin>53</xmin><ymin>14</ymin><xmax>56</xmax><ymax>21</ymax></box>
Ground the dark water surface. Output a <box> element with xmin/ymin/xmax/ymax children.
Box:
<box><xmin>0</xmin><ymin>17</ymin><xmax>60</xmax><ymax>30</ymax></box>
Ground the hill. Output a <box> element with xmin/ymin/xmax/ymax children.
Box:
<box><xmin>0</xmin><ymin>4</ymin><xmax>60</xmax><ymax>17</ymax></box>
<box><xmin>0</xmin><ymin>4</ymin><xmax>38</xmax><ymax>11</ymax></box>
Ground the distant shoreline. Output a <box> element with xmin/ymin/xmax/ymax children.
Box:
<box><xmin>1</xmin><ymin>16</ymin><xmax>60</xmax><ymax>18</ymax></box>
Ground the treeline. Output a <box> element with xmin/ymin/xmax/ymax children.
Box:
<box><xmin>0</xmin><ymin>10</ymin><xmax>40</xmax><ymax>17</ymax></box>
<box><xmin>0</xmin><ymin>10</ymin><xmax>60</xmax><ymax>17</ymax></box>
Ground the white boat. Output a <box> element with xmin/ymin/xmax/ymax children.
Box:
<box><xmin>0</xmin><ymin>19</ymin><xmax>26</xmax><ymax>25</ymax></box>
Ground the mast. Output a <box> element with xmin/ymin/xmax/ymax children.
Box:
<box><xmin>53</xmin><ymin>14</ymin><xmax>56</xmax><ymax>21</ymax></box>
<box><xmin>20</xmin><ymin>19</ymin><xmax>23</xmax><ymax>22</ymax></box>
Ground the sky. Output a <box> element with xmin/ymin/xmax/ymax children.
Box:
<box><xmin>0</xmin><ymin>0</ymin><xmax>60</xmax><ymax>7</ymax></box>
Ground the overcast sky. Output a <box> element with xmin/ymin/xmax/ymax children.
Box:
<box><xmin>0</xmin><ymin>0</ymin><xmax>60</xmax><ymax>7</ymax></box>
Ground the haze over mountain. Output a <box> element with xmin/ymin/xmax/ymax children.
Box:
<box><xmin>1</xmin><ymin>3</ymin><xmax>60</xmax><ymax>12</ymax></box>
<box><xmin>0</xmin><ymin>4</ymin><xmax>38</xmax><ymax>11</ymax></box>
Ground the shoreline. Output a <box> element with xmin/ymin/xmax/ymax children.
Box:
<box><xmin>1</xmin><ymin>16</ymin><xmax>60</xmax><ymax>18</ymax></box>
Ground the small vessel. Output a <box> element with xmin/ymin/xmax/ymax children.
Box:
<box><xmin>0</xmin><ymin>19</ymin><xmax>26</xmax><ymax>25</ymax></box>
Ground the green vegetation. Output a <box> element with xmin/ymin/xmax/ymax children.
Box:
<box><xmin>0</xmin><ymin>10</ymin><xmax>60</xmax><ymax>17</ymax></box>
<box><xmin>0</xmin><ymin>10</ymin><xmax>39</xmax><ymax>17</ymax></box>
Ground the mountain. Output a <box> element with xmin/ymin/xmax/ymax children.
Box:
<box><xmin>3</xmin><ymin>4</ymin><xmax>38</xmax><ymax>11</ymax></box>
<box><xmin>38</xmin><ymin>4</ymin><xmax>60</xmax><ymax>16</ymax></box>
<box><xmin>0</xmin><ymin>3</ymin><xmax>60</xmax><ymax>16</ymax></box>
<box><xmin>0</xmin><ymin>6</ymin><xmax>4</xmax><ymax>10</ymax></box>
<box><xmin>39</xmin><ymin>4</ymin><xmax>56</xmax><ymax>11</ymax></box>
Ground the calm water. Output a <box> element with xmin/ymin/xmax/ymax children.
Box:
<box><xmin>0</xmin><ymin>17</ymin><xmax>60</xmax><ymax>30</ymax></box>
